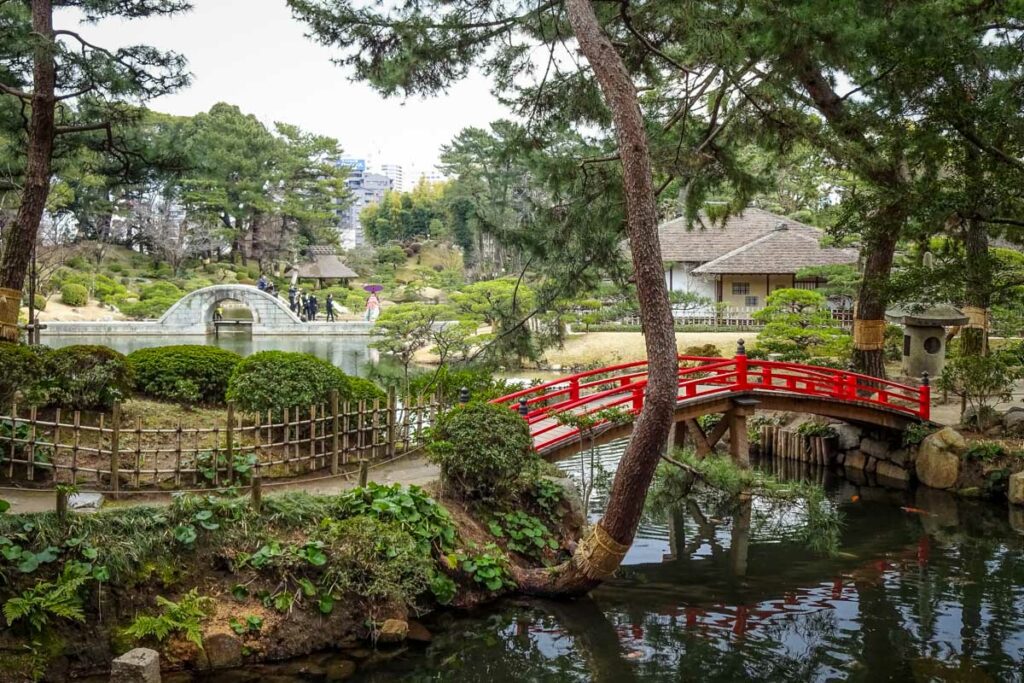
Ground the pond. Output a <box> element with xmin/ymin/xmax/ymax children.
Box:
<box><xmin>39</xmin><ymin>334</ymin><xmax>380</xmax><ymax>377</ymax></box>
<box><xmin>191</xmin><ymin>438</ymin><xmax>1024</xmax><ymax>682</ymax></box>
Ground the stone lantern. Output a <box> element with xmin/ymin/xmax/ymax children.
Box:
<box><xmin>885</xmin><ymin>304</ymin><xmax>968</xmax><ymax>379</ymax></box>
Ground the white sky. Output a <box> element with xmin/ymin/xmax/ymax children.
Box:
<box><xmin>65</xmin><ymin>0</ymin><xmax>509</xmax><ymax>176</ymax></box>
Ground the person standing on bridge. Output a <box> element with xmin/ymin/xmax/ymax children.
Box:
<box><xmin>308</xmin><ymin>293</ymin><xmax>319</xmax><ymax>321</ymax></box>
<box><xmin>325</xmin><ymin>293</ymin><xmax>335</xmax><ymax>322</ymax></box>
<box><xmin>256</xmin><ymin>274</ymin><xmax>268</xmax><ymax>291</ymax></box>
<box><xmin>288</xmin><ymin>284</ymin><xmax>297</xmax><ymax>312</ymax></box>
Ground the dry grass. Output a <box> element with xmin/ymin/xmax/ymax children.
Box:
<box><xmin>541</xmin><ymin>331</ymin><xmax>757</xmax><ymax>367</ymax></box>
<box><xmin>27</xmin><ymin>299</ymin><xmax>127</xmax><ymax>322</ymax></box>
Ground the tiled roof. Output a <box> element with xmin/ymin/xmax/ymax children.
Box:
<box><xmin>659</xmin><ymin>207</ymin><xmax>858</xmax><ymax>273</ymax></box>
<box><xmin>290</xmin><ymin>252</ymin><xmax>357</xmax><ymax>279</ymax></box>
<box><xmin>693</xmin><ymin>227</ymin><xmax>858</xmax><ymax>274</ymax></box>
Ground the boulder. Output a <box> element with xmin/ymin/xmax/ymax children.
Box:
<box><xmin>68</xmin><ymin>492</ymin><xmax>104</xmax><ymax>510</ymax></box>
<box><xmin>1004</xmin><ymin>409</ymin><xmax>1024</xmax><ymax>435</ymax></box>
<box><xmin>915</xmin><ymin>427</ymin><xmax>965</xmax><ymax>490</ymax></box>
<box><xmin>833</xmin><ymin>424</ymin><xmax>862</xmax><ymax>451</ymax></box>
<box><xmin>1009</xmin><ymin>472</ymin><xmax>1024</xmax><ymax>507</ymax></box>
<box><xmin>865</xmin><ymin>457</ymin><xmax>879</xmax><ymax>474</ymax></box>
<box><xmin>1010</xmin><ymin>506</ymin><xmax>1024</xmax><ymax>535</ymax></box>
<box><xmin>843</xmin><ymin>451</ymin><xmax>868</xmax><ymax>471</ymax></box>
<box><xmin>888</xmin><ymin>449</ymin><xmax>909</xmax><ymax>467</ymax></box>
<box><xmin>876</xmin><ymin>461</ymin><xmax>909</xmax><ymax>483</ymax></box>
<box><xmin>377</xmin><ymin>619</ymin><xmax>409</xmax><ymax>643</ymax></box>
<box><xmin>406</xmin><ymin>620</ymin><xmax>433</xmax><ymax>643</ymax></box>
<box><xmin>110</xmin><ymin>648</ymin><xmax>161</xmax><ymax>683</ymax></box>
<box><xmin>543</xmin><ymin>476</ymin><xmax>586</xmax><ymax>529</ymax></box>
<box><xmin>202</xmin><ymin>631</ymin><xmax>243</xmax><ymax>669</ymax></box>
<box><xmin>859</xmin><ymin>437</ymin><xmax>891</xmax><ymax>459</ymax></box>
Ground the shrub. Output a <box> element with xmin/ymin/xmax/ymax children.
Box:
<box><xmin>408</xmin><ymin>366</ymin><xmax>511</xmax><ymax>404</ymax></box>
<box><xmin>345</xmin><ymin>376</ymin><xmax>388</xmax><ymax>403</ymax></box>
<box><xmin>426</xmin><ymin>402</ymin><xmax>536</xmax><ymax>500</ymax></box>
<box><xmin>117</xmin><ymin>297</ymin><xmax>178</xmax><ymax>319</ymax></box>
<box><xmin>92</xmin><ymin>274</ymin><xmax>127</xmax><ymax>304</ymax></box>
<box><xmin>128</xmin><ymin>345</ymin><xmax>243</xmax><ymax>404</ymax></box>
<box><xmin>0</xmin><ymin>343</ymin><xmax>44</xmax><ymax>408</ymax></box>
<box><xmin>40</xmin><ymin>345</ymin><xmax>134</xmax><ymax>411</ymax></box>
<box><xmin>226</xmin><ymin>351</ymin><xmax>383</xmax><ymax>413</ymax></box>
<box><xmin>938</xmin><ymin>351</ymin><xmax>1024</xmax><ymax>430</ymax></box>
<box><xmin>682</xmin><ymin>344</ymin><xmax>722</xmax><ymax>358</ymax></box>
<box><xmin>139</xmin><ymin>281</ymin><xmax>182</xmax><ymax>301</ymax></box>
<box><xmin>60</xmin><ymin>283</ymin><xmax>88</xmax><ymax>307</ymax></box>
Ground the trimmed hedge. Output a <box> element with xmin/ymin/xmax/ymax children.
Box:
<box><xmin>41</xmin><ymin>345</ymin><xmax>133</xmax><ymax>411</ymax></box>
<box><xmin>60</xmin><ymin>283</ymin><xmax>88</xmax><ymax>307</ymax></box>
<box><xmin>128</xmin><ymin>345</ymin><xmax>243</xmax><ymax>404</ymax></box>
<box><xmin>426</xmin><ymin>402</ymin><xmax>537</xmax><ymax>501</ymax></box>
<box><xmin>226</xmin><ymin>351</ymin><xmax>384</xmax><ymax>413</ymax></box>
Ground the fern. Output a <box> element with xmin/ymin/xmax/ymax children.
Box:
<box><xmin>124</xmin><ymin>589</ymin><xmax>213</xmax><ymax>648</ymax></box>
<box><xmin>3</xmin><ymin>563</ymin><xmax>89</xmax><ymax>632</ymax></box>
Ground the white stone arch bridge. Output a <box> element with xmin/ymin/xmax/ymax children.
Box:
<box><xmin>157</xmin><ymin>285</ymin><xmax>301</xmax><ymax>334</ymax></box>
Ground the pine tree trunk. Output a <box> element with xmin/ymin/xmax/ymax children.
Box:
<box><xmin>961</xmin><ymin>216</ymin><xmax>990</xmax><ymax>356</ymax></box>
<box><xmin>851</xmin><ymin>221</ymin><xmax>899</xmax><ymax>378</ymax></box>
<box><xmin>515</xmin><ymin>0</ymin><xmax>677</xmax><ymax>597</ymax></box>
<box><xmin>0</xmin><ymin>0</ymin><xmax>55</xmax><ymax>342</ymax></box>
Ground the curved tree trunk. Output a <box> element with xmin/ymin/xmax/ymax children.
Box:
<box><xmin>0</xmin><ymin>0</ymin><xmax>56</xmax><ymax>342</ymax></box>
<box><xmin>516</xmin><ymin>0</ymin><xmax>677</xmax><ymax>597</ymax></box>
<box><xmin>852</xmin><ymin>221</ymin><xmax>900</xmax><ymax>379</ymax></box>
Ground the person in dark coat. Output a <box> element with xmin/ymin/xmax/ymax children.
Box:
<box><xmin>325</xmin><ymin>293</ymin><xmax>335</xmax><ymax>322</ymax></box>
<box><xmin>288</xmin><ymin>285</ymin><xmax>297</xmax><ymax>312</ymax></box>
<box><xmin>308</xmin><ymin>294</ymin><xmax>318</xmax><ymax>321</ymax></box>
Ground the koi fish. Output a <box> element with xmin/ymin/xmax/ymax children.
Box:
<box><xmin>900</xmin><ymin>506</ymin><xmax>930</xmax><ymax>515</ymax></box>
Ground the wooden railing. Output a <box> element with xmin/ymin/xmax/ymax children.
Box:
<box><xmin>0</xmin><ymin>390</ymin><xmax>445</xmax><ymax>494</ymax></box>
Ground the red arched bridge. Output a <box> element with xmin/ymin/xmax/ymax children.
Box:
<box><xmin>491</xmin><ymin>343</ymin><xmax>931</xmax><ymax>460</ymax></box>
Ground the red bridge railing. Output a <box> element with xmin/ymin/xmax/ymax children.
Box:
<box><xmin>490</xmin><ymin>344</ymin><xmax>930</xmax><ymax>453</ymax></box>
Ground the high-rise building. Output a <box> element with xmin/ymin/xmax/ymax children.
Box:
<box><xmin>335</xmin><ymin>158</ymin><xmax>393</xmax><ymax>250</ymax></box>
<box><xmin>379</xmin><ymin>164</ymin><xmax>405</xmax><ymax>193</ymax></box>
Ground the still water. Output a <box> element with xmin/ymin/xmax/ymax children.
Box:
<box><xmin>352</xmin><ymin>440</ymin><xmax>1024</xmax><ymax>682</ymax></box>
<box><xmin>39</xmin><ymin>334</ymin><xmax>379</xmax><ymax>377</ymax></box>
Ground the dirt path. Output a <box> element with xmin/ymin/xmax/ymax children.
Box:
<box><xmin>0</xmin><ymin>454</ymin><xmax>441</xmax><ymax>515</ymax></box>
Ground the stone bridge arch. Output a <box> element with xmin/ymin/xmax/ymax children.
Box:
<box><xmin>157</xmin><ymin>285</ymin><xmax>301</xmax><ymax>333</ymax></box>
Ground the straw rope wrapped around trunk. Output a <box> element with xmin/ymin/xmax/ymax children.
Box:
<box><xmin>852</xmin><ymin>319</ymin><xmax>887</xmax><ymax>351</ymax></box>
<box><xmin>0</xmin><ymin>287</ymin><xmax>21</xmax><ymax>342</ymax></box>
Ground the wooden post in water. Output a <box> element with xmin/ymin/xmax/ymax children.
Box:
<box><xmin>110</xmin><ymin>402</ymin><xmax>121</xmax><ymax>498</ymax></box>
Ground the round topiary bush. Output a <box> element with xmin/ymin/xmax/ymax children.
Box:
<box><xmin>60</xmin><ymin>283</ymin><xmax>88</xmax><ymax>307</ymax></box>
<box><xmin>41</xmin><ymin>345</ymin><xmax>133</xmax><ymax>411</ymax></box>
<box><xmin>0</xmin><ymin>343</ymin><xmax>44</xmax><ymax>408</ymax></box>
<box><xmin>226</xmin><ymin>351</ymin><xmax>384</xmax><ymax>413</ymax></box>
<box><xmin>426</xmin><ymin>402</ymin><xmax>536</xmax><ymax>501</ymax></box>
<box><xmin>128</xmin><ymin>345</ymin><xmax>243</xmax><ymax>404</ymax></box>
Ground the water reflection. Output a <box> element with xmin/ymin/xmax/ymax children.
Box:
<box><xmin>39</xmin><ymin>334</ymin><xmax>379</xmax><ymax>377</ymax></box>
<box><xmin>355</xmin><ymin>439</ymin><xmax>1024</xmax><ymax>682</ymax></box>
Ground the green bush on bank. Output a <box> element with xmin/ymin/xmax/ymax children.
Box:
<box><xmin>426</xmin><ymin>402</ymin><xmax>537</xmax><ymax>501</ymax></box>
<box><xmin>41</xmin><ymin>345</ymin><xmax>134</xmax><ymax>411</ymax></box>
<box><xmin>60</xmin><ymin>284</ymin><xmax>88</xmax><ymax>307</ymax></box>
<box><xmin>0</xmin><ymin>343</ymin><xmax>44</xmax><ymax>408</ymax></box>
<box><xmin>226</xmin><ymin>351</ymin><xmax>385</xmax><ymax>413</ymax></box>
<box><xmin>128</xmin><ymin>346</ymin><xmax>243</xmax><ymax>405</ymax></box>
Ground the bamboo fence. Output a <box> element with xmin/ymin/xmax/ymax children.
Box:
<box><xmin>0</xmin><ymin>388</ymin><xmax>444</xmax><ymax>494</ymax></box>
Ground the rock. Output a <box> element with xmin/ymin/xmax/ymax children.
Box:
<box><xmin>110</xmin><ymin>648</ymin><xmax>161</xmax><ymax>683</ymax></box>
<box><xmin>202</xmin><ymin>631</ymin><xmax>243</xmax><ymax>669</ymax></box>
<box><xmin>916</xmin><ymin>427</ymin><xmax>965</xmax><ymax>490</ymax></box>
<box><xmin>68</xmin><ymin>492</ymin><xmax>103</xmax><ymax>510</ymax></box>
<box><xmin>833</xmin><ymin>424</ymin><xmax>862</xmax><ymax>451</ymax></box>
<box><xmin>1010</xmin><ymin>506</ymin><xmax>1024</xmax><ymax>535</ymax></box>
<box><xmin>865</xmin><ymin>457</ymin><xmax>879</xmax><ymax>474</ymax></box>
<box><xmin>859</xmin><ymin>437</ymin><xmax>891</xmax><ymax>459</ymax></box>
<box><xmin>876</xmin><ymin>461</ymin><xmax>909</xmax><ymax>483</ymax></box>
<box><xmin>1009</xmin><ymin>472</ymin><xmax>1024</xmax><ymax>506</ymax></box>
<box><xmin>843</xmin><ymin>451</ymin><xmax>868</xmax><ymax>471</ymax></box>
<box><xmin>835</xmin><ymin>452</ymin><xmax>845</xmax><ymax>466</ymax></box>
<box><xmin>888</xmin><ymin>449</ymin><xmax>908</xmax><ymax>467</ymax></box>
<box><xmin>377</xmin><ymin>619</ymin><xmax>409</xmax><ymax>643</ymax></box>
<box><xmin>1004</xmin><ymin>409</ymin><xmax>1024</xmax><ymax>434</ymax></box>
<box><xmin>406</xmin><ymin>620</ymin><xmax>432</xmax><ymax>643</ymax></box>
<box><xmin>958</xmin><ymin>487</ymin><xmax>983</xmax><ymax>498</ymax></box>
<box><xmin>326</xmin><ymin>660</ymin><xmax>358</xmax><ymax>681</ymax></box>
<box><xmin>543</xmin><ymin>476</ymin><xmax>586</xmax><ymax>529</ymax></box>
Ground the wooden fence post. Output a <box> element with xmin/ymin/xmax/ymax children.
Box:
<box><xmin>110</xmin><ymin>402</ymin><xmax>121</xmax><ymax>498</ymax></box>
<box><xmin>330</xmin><ymin>390</ymin><xmax>340</xmax><ymax>475</ymax></box>
<box><xmin>225</xmin><ymin>401</ymin><xmax>235</xmax><ymax>483</ymax></box>
<box><xmin>386</xmin><ymin>387</ymin><xmax>397</xmax><ymax>459</ymax></box>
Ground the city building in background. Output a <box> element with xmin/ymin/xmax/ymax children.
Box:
<box><xmin>379</xmin><ymin>164</ymin><xmax>405</xmax><ymax>193</ymax></box>
<box><xmin>335</xmin><ymin>158</ymin><xmax>393</xmax><ymax>250</ymax></box>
